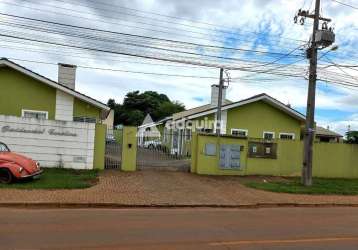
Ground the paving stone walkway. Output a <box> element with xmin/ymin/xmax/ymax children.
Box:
<box><xmin>1</xmin><ymin>170</ymin><xmax>358</xmax><ymax>206</ymax></box>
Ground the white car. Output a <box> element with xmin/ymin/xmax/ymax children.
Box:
<box><xmin>143</xmin><ymin>140</ymin><xmax>162</xmax><ymax>149</ymax></box>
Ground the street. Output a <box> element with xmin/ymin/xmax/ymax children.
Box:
<box><xmin>1</xmin><ymin>207</ymin><xmax>358</xmax><ymax>249</ymax></box>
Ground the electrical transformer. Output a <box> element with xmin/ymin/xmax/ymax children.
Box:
<box><xmin>315</xmin><ymin>30</ymin><xmax>335</xmax><ymax>47</ymax></box>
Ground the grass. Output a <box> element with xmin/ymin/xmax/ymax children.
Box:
<box><xmin>0</xmin><ymin>168</ymin><xmax>99</xmax><ymax>189</ymax></box>
<box><xmin>245</xmin><ymin>177</ymin><xmax>358</xmax><ymax>195</ymax></box>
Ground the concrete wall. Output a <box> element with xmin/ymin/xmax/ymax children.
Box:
<box><xmin>192</xmin><ymin>133</ymin><xmax>358</xmax><ymax>178</ymax></box>
<box><xmin>0</xmin><ymin>115</ymin><xmax>95</xmax><ymax>169</ymax></box>
<box><xmin>93</xmin><ymin>123</ymin><xmax>107</xmax><ymax>170</ymax></box>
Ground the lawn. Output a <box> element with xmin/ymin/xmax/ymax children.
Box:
<box><xmin>0</xmin><ymin>168</ymin><xmax>99</xmax><ymax>189</ymax></box>
<box><xmin>245</xmin><ymin>177</ymin><xmax>358</xmax><ymax>195</ymax></box>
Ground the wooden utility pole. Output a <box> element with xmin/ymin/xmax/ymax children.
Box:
<box><xmin>216</xmin><ymin>68</ymin><xmax>224</xmax><ymax>136</ymax></box>
<box><xmin>297</xmin><ymin>0</ymin><xmax>334</xmax><ymax>186</ymax></box>
<box><xmin>302</xmin><ymin>0</ymin><xmax>321</xmax><ymax>186</ymax></box>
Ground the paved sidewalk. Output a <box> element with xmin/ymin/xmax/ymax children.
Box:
<box><xmin>1</xmin><ymin>170</ymin><xmax>358</xmax><ymax>206</ymax></box>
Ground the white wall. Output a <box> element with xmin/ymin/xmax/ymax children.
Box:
<box><xmin>55</xmin><ymin>90</ymin><xmax>74</xmax><ymax>121</ymax></box>
<box><xmin>0</xmin><ymin>115</ymin><xmax>95</xmax><ymax>169</ymax></box>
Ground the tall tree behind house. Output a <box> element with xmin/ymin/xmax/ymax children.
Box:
<box><xmin>108</xmin><ymin>91</ymin><xmax>185</xmax><ymax>126</ymax></box>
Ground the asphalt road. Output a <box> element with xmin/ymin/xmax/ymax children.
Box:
<box><xmin>1</xmin><ymin>207</ymin><xmax>358</xmax><ymax>250</ymax></box>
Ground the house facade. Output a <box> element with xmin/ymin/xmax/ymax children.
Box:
<box><xmin>0</xmin><ymin>59</ymin><xmax>109</xmax><ymax>122</ymax></box>
<box><xmin>140</xmin><ymin>84</ymin><xmax>342</xmax><ymax>155</ymax></box>
<box><xmin>0</xmin><ymin>58</ymin><xmax>110</xmax><ymax>169</ymax></box>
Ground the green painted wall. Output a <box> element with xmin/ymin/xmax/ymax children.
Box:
<box><xmin>73</xmin><ymin>98</ymin><xmax>102</xmax><ymax>122</ymax></box>
<box><xmin>0</xmin><ymin>66</ymin><xmax>56</xmax><ymax>119</ymax></box>
<box><xmin>226</xmin><ymin>101</ymin><xmax>303</xmax><ymax>139</ymax></box>
<box><xmin>93</xmin><ymin>124</ymin><xmax>107</xmax><ymax>170</ymax></box>
<box><xmin>193</xmin><ymin>134</ymin><xmax>358</xmax><ymax>178</ymax></box>
<box><xmin>312</xmin><ymin>143</ymin><xmax>358</xmax><ymax>178</ymax></box>
<box><xmin>0</xmin><ymin>66</ymin><xmax>104</xmax><ymax>122</ymax></box>
<box><xmin>121</xmin><ymin>126</ymin><xmax>137</xmax><ymax>172</ymax></box>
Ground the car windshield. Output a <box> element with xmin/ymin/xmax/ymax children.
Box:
<box><xmin>0</xmin><ymin>143</ymin><xmax>10</xmax><ymax>152</ymax></box>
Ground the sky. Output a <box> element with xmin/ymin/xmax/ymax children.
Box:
<box><xmin>0</xmin><ymin>0</ymin><xmax>357</xmax><ymax>135</ymax></box>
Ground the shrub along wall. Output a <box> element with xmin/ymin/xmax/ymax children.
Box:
<box><xmin>191</xmin><ymin>133</ymin><xmax>358</xmax><ymax>178</ymax></box>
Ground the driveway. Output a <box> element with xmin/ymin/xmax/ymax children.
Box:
<box><xmin>1</xmin><ymin>170</ymin><xmax>358</xmax><ymax>205</ymax></box>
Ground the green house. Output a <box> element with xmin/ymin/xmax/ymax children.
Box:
<box><xmin>142</xmin><ymin>85</ymin><xmax>342</xmax><ymax>155</ymax></box>
<box><xmin>0</xmin><ymin>58</ymin><xmax>110</xmax><ymax>122</ymax></box>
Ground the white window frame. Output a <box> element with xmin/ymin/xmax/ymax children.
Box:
<box><xmin>263</xmin><ymin>131</ymin><xmax>275</xmax><ymax>140</ymax></box>
<box><xmin>231</xmin><ymin>129</ymin><xmax>248</xmax><ymax>137</ymax></box>
<box><xmin>279</xmin><ymin>133</ymin><xmax>296</xmax><ymax>140</ymax></box>
<box><xmin>21</xmin><ymin>109</ymin><xmax>48</xmax><ymax>119</ymax></box>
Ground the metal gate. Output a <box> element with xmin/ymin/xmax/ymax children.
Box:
<box><xmin>136</xmin><ymin>131</ymin><xmax>191</xmax><ymax>172</ymax></box>
<box><xmin>105</xmin><ymin>128</ymin><xmax>122</xmax><ymax>169</ymax></box>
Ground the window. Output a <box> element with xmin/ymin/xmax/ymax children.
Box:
<box><xmin>22</xmin><ymin>109</ymin><xmax>48</xmax><ymax>120</ymax></box>
<box><xmin>263</xmin><ymin>131</ymin><xmax>275</xmax><ymax>140</ymax></box>
<box><xmin>0</xmin><ymin>143</ymin><xmax>10</xmax><ymax>152</ymax></box>
<box><xmin>197</xmin><ymin>128</ymin><xmax>214</xmax><ymax>134</ymax></box>
<box><xmin>73</xmin><ymin>116</ymin><xmax>97</xmax><ymax>123</ymax></box>
<box><xmin>231</xmin><ymin>129</ymin><xmax>248</xmax><ymax>137</ymax></box>
<box><xmin>279</xmin><ymin>133</ymin><xmax>295</xmax><ymax>140</ymax></box>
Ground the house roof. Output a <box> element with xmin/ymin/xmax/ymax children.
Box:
<box><xmin>173</xmin><ymin>93</ymin><xmax>306</xmax><ymax>122</ymax></box>
<box><xmin>316</xmin><ymin>126</ymin><xmax>343</xmax><ymax>138</ymax></box>
<box><xmin>172</xmin><ymin>99</ymin><xmax>232</xmax><ymax>120</ymax></box>
<box><xmin>0</xmin><ymin>58</ymin><xmax>110</xmax><ymax>111</ymax></box>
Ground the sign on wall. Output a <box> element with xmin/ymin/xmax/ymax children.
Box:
<box><xmin>248</xmin><ymin>141</ymin><xmax>277</xmax><ymax>159</ymax></box>
<box><xmin>0</xmin><ymin>115</ymin><xmax>95</xmax><ymax>169</ymax></box>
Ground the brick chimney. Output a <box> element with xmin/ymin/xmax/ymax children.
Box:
<box><xmin>211</xmin><ymin>84</ymin><xmax>227</xmax><ymax>106</ymax></box>
<box><xmin>58</xmin><ymin>63</ymin><xmax>77</xmax><ymax>90</ymax></box>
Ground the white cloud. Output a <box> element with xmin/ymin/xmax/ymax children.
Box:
<box><xmin>0</xmin><ymin>0</ymin><xmax>357</xmax><ymax>127</ymax></box>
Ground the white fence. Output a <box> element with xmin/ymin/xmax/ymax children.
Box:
<box><xmin>0</xmin><ymin>115</ymin><xmax>95</xmax><ymax>169</ymax></box>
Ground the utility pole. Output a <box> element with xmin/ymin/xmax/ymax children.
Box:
<box><xmin>295</xmin><ymin>0</ymin><xmax>334</xmax><ymax>186</ymax></box>
<box><xmin>216</xmin><ymin>68</ymin><xmax>224</xmax><ymax>136</ymax></box>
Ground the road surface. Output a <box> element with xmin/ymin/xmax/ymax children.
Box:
<box><xmin>1</xmin><ymin>207</ymin><xmax>358</xmax><ymax>249</ymax></box>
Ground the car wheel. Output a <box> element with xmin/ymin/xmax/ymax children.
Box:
<box><xmin>0</xmin><ymin>168</ymin><xmax>13</xmax><ymax>184</ymax></box>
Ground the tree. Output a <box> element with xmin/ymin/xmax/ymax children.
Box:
<box><xmin>107</xmin><ymin>99</ymin><xmax>116</xmax><ymax>109</ymax></box>
<box><xmin>346</xmin><ymin>131</ymin><xmax>358</xmax><ymax>144</ymax></box>
<box><xmin>108</xmin><ymin>91</ymin><xmax>185</xmax><ymax>126</ymax></box>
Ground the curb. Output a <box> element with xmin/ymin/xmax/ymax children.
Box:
<box><xmin>1</xmin><ymin>203</ymin><xmax>358</xmax><ymax>209</ymax></box>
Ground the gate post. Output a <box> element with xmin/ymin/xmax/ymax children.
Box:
<box><xmin>121</xmin><ymin>126</ymin><xmax>137</xmax><ymax>171</ymax></box>
<box><xmin>190</xmin><ymin>132</ymin><xmax>198</xmax><ymax>173</ymax></box>
<box><xmin>93</xmin><ymin>123</ymin><xmax>107</xmax><ymax>170</ymax></box>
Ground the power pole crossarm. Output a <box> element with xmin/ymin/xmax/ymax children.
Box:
<box><xmin>297</xmin><ymin>10</ymin><xmax>331</xmax><ymax>22</ymax></box>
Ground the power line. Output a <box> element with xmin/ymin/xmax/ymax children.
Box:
<box><xmin>330</xmin><ymin>0</ymin><xmax>358</xmax><ymax>10</ymax></box>
<box><xmin>323</xmin><ymin>56</ymin><xmax>358</xmax><ymax>82</ymax></box>
<box><xmin>5</xmin><ymin>57</ymin><xmax>219</xmax><ymax>79</ymax></box>
<box><xmin>0</xmin><ymin>0</ymin><xmax>303</xmax><ymax>50</ymax></box>
<box><xmin>5</xmin><ymin>56</ymin><xmax>355</xmax><ymax>91</ymax></box>
<box><xmin>49</xmin><ymin>0</ymin><xmax>308</xmax><ymax>43</ymax></box>
<box><xmin>0</xmin><ymin>13</ymin><xmax>304</xmax><ymax>58</ymax></box>
<box><xmin>0</xmin><ymin>42</ymin><xmax>216</xmax><ymax>70</ymax></box>
<box><xmin>0</xmin><ymin>27</ymin><xmax>302</xmax><ymax>67</ymax></box>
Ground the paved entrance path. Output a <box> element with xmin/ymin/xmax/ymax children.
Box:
<box><xmin>2</xmin><ymin>207</ymin><xmax>358</xmax><ymax>249</ymax></box>
<box><xmin>1</xmin><ymin>170</ymin><xmax>358</xmax><ymax>205</ymax></box>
